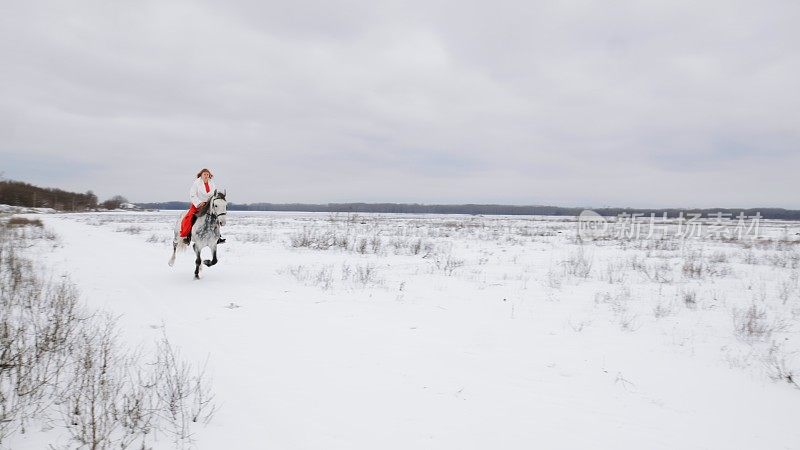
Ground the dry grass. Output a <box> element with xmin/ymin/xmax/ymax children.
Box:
<box><xmin>7</xmin><ymin>216</ymin><xmax>43</xmax><ymax>227</ymax></box>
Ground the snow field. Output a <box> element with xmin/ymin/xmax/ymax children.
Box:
<box><xmin>6</xmin><ymin>210</ymin><xmax>800</xmax><ymax>449</ymax></box>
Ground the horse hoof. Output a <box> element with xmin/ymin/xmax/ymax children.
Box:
<box><xmin>203</xmin><ymin>260</ymin><xmax>212</xmax><ymax>267</ymax></box>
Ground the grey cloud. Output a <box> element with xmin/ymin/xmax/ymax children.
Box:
<box><xmin>0</xmin><ymin>0</ymin><xmax>798</xmax><ymax>207</ymax></box>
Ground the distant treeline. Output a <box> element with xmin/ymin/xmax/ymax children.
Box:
<box><xmin>0</xmin><ymin>180</ymin><xmax>98</xmax><ymax>211</ymax></box>
<box><xmin>135</xmin><ymin>201</ymin><xmax>800</xmax><ymax>220</ymax></box>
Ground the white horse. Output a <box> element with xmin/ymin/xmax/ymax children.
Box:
<box><xmin>168</xmin><ymin>190</ymin><xmax>228</xmax><ymax>279</ymax></box>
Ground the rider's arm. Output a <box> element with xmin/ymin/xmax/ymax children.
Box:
<box><xmin>189</xmin><ymin>180</ymin><xmax>203</xmax><ymax>208</ymax></box>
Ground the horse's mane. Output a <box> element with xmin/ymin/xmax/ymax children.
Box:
<box><xmin>197</xmin><ymin>191</ymin><xmax>225</xmax><ymax>217</ymax></box>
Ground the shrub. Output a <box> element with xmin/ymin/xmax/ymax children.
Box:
<box><xmin>7</xmin><ymin>216</ymin><xmax>43</xmax><ymax>227</ymax></box>
<box><xmin>732</xmin><ymin>303</ymin><xmax>781</xmax><ymax>342</ymax></box>
<box><xmin>0</xmin><ymin>224</ymin><xmax>216</xmax><ymax>448</ymax></box>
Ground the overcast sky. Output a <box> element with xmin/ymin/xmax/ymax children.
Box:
<box><xmin>1</xmin><ymin>0</ymin><xmax>798</xmax><ymax>208</ymax></box>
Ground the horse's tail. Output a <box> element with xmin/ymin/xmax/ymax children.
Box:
<box><xmin>168</xmin><ymin>237</ymin><xmax>189</xmax><ymax>267</ymax></box>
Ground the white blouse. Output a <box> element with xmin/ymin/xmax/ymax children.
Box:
<box><xmin>189</xmin><ymin>177</ymin><xmax>216</xmax><ymax>208</ymax></box>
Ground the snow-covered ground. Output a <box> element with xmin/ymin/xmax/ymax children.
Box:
<box><xmin>6</xmin><ymin>210</ymin><xmax>800</xmax><ymax>449</ymax></box>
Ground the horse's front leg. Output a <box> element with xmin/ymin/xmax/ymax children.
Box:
<box><xmin>203</xmin><ymin>243</ymin><xmax>218</xmax><ymax>267</ymax></box>
<box><xmin>194</xmin><ymin>243</ymin><xmax>202</xmax><ymax>279</ymax></box>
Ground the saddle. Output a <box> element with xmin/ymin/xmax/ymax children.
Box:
<box><xmin>185</xmin><ymin>201</ymin><xmax>225</xmax><ymax>244</ymax></box>
<box><xmin>190</xmin><ymin>201</ymin><xmax>211</xmax><ymax>224</ymax></box>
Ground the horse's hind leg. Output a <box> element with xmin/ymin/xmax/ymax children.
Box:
<box><xmin>203</xmin><ymin>244</ymin><xmax>218</xmax><ymax>267</ymax></box>
<box><xmin>194</xmin><ymin>244</ymin><xmax>202</xmax><ymax>279</ymax></box>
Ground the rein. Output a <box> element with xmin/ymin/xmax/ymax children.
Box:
<box><xmin>199</xmin><ymin>193</ymin><xmax>227</xmax><ymax>220</ymax></box>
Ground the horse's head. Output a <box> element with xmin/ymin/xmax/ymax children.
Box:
<box><xmin>210</xmin><ymin>190</ymin><xmax>228</xmax><ymax>226</ymax></box>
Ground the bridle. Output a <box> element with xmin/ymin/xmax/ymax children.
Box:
<box><xmin>209</xmin><ymin>193</ymin><xmax>227</xmax><ymax>220</ymax></box>
<box><xmin>198</xmin><ymin>191</ymin><xmax>227</xmax><ymax>225</ymax></box>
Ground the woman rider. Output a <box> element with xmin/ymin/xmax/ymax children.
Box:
<box><xmin>180</xmin><ymin>168</ymin><xmax>225</xmax><ymax>244</ymax></box>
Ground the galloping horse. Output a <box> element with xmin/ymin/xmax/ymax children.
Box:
<box><xmin>168</xmin><ymin>190</ymin><xmax>228</xmax><ymax>279</ymax></box>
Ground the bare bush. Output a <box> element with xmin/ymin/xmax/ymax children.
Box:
<box><xmin>59</xmin><ymin>321</ymin><xmax>209</xmax><ymax>449</ymax></box>
<box><xmin>709</xmin><ymin>251</ymin><xmax>729</xmax><ymax>263</ymax></box>
<box><xmin>154</xmin><ymin>334</ymin><xmax>217</xmax><ymax>447</ymax></box>
<box><xmin>681</xmin><ymin>289</ymin><xmax>698</xmax><ymax>309</ymax></box>
<box><xmin>315</xmin><ymin>266</ymin><xmax>334</xmax><ymax>290</ymax></box>
<box><xmin>7</xmin><ymin>217</ymin><xmax>43</xmax><ymax>227</ymax></box>
<box><xmin>653</xmin><ymin>301</ymin><xmax>674</xmax><ymax>318</ymax></box>
<box><xmin>387</xmin><ymin>237</ymin><xmax>430</xmax><ymax>256</ymax></box>
<box><xmin>765</xmin><ymin>251</ymin><xmax>800</xmax><ymax>269</ymax></box>
<box><xmin>283</xmin><ymin>264</ymin><xmax>334</xmax><ymax>290</ymax></box>
<box><xmin>289</xmin><ymin>228</ymin><xmax>313</xmax><ymax>248</ymax></box>
<box><xmin>369</xmin><ymin>234</ymin><xmax>383</xmax><ymax>254</ymax></box>
<box><xmin>61</xmin><ymin>316</ymin><xmax>127</xmax><ymax>448</ymax></box>
<box><xmin>763</xmin><ymin>343</ymin><xmax>799</xmax><ymax>389</ymax></box>
<box><xmin>732</xmin><ymin>303</ymin><xmax>781</xmax><ymax>342</ymax></box>
<box><xmin>409</xmin><ymin>238</ymin><xmax>422</xmax><ymax>255</ymax></box>
<box><xmin>285</xmin><ymin>263</ymin><xmax>384</xmax><ymax>290</ymax></box>
<box><xmin>356</xmin><ymin>238</ymin><xmax>368</xmax><ymax>254</ymax></box>
<box><xmin>419</xmin><ymin>241</ymin><xmax>434</xmax><ymax>257</ymax></box>
<box><xmin>682</xmin><ymin>250</ymin><xmax>730</xmax><ymax>279</ymax></box>
<box><xmin>778</xmin><ymin>275</ymin><xmax>797</xmax><ymax>305</ymax></box>
<box><xmin>432</xmin><ymin>251</ymin><xmax>465</xmax><ymax>276</ymax></box>
<box><xmin>544</xmin><ymin>265</ymin><xmax>564</xmax><ymax>289</ymax></box>
<box><xmin>740</xmin><ymin>249</ymin><xmax>759</xmax><ymax>265</ymax></box>
<box><xmin>629</xmin><ymin>255</ymin><xmax>674</xmax><ymax>283</ymax></box>
<box><xmin>1</xmin><ymin>240</ymin><xmax>82</xmax><ymax>440</ymax></box>
<box><xmin>603</xmin><ymin>261</ymin><xmax>626</xmax><ymax>284</ymax></box>
<box><xmin>342</xmin><ymin>263</ymin><xmax>381</xmax><ymax>287</ymax></box>
<box><xmin>146</xmin><ymin>233</ymin><xmax>171</xmax><ymax>244</ymax></box>
<box><xmin>290</xmin><ymin>228</ymin><xmax>345</xmax><ymax>250</ymax></box>
<box><xmin>682</xmin><ymin>252</ymin><xmax>706</xmax><ymax>278</ymax></box>
<box><xmin>290</xmin><ymin>227</ymin><xmax>353</xmax><ymax>251</ymax></box>
<box><xmin>0</xmin><ymin>225</ymin><xmax>217</xmax><ymax>448</ymax></box>
<box><xmin>57</xmin><ymin>321</ymin><xmax>217</xmax><ymax>449</ymax></box>
<box><xmin>618</xmin><ymin>312</ymin><xmax>641</xmax><ymax>332</ymax></box>
<box><xmin>595</xmin><ymin>287</ymin><xmax>639</xmax><ymax>331</ymax></box>
<box><xmin>116</xmin><ymin>225</ymin><xmax>143</xmax><ymax>235</ymax></box>
<box><xmin>563</xmin><ymin>247</ymin><xmax>592</xmax><ymax>278</ymax></box>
